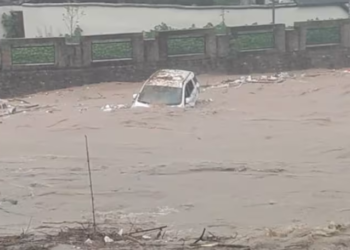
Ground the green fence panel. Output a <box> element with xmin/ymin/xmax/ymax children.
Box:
<box><xmin>11</xmin><ymin>45</ymin><xmax>55</xmax><ymax>65</ymax></box>
<box><xmin>231</xmin><ymin>31</ymin><xmax>274</xmax><ymax>51</ymax></box>
<box><xmin>92</xmin><ymin>41</ymin><xmax>132</xmax><ymax>60</ymax></box>
<box><xmin>306</xmin><ymin>26</ymin><xmax>340</xmax><ymax>45</ymax></box>
<box><xmin>167</xmin><ymin>36</ymin><xmax>205</xmax><ymax>56</ymax></box>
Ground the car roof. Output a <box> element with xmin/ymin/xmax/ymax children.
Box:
<box><xmin>145</xmin><ymin>69</ymin><xmax>193</xmax><ymax>88</ymax></box>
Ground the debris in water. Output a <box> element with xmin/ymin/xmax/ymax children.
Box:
<box><xmin>84</xmin><ymin>238</ymin><xmax>93</xmax><ymax>245</ymax></box>
<box><xmin>0</xmin><ymin>198</ymin><xmax>18</xmax><ymax>205</ymax></box>
<box><xmin>117</xmin><ymin>104</ymin><xmax>127</xmax><ymax>109</ymax></box>
<box><xmin>0</xmin><ymin>99</ymin><xmax>7</xmax><ymax>109</ymax></box>
<box><xmin>101</xmin><ymin>104</ymin><xmax>128</xmax><ymax>112</ymax></box>
<box><xmin>101</xmin><ymin>104</ymin><xmax>116</xmax><ymax>112</ymax></box>
<box><xmin>268</xmin><ymin>200</ymin><xmax>276</xmax><ymax>205</ymax></box>
<box><xmin>203</xmin><ymin>72</ymin><xmax>295</xmax><ymax>92</ymax></box>
<box><xmin>0</xmin><ymin>99</ymin><xmax>42</xmax><ymax>117</ymax></box>
<box><xmin>142</xmin><ymin>235</ymin><xmax>152</xmax><ymax>240</ymax></box>
<box><xmin>104</xmin><ymin>236</ymin><xmax>114</xmax><ymax>243</ymax></box>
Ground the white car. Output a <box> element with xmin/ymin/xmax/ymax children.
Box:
<box><xmin>132</xmin><ymin>69</ymin><xmax>200</xmax><ymax>108</ymax></box>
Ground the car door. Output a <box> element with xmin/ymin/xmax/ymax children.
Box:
<box><xmin>184</xmin><ymin>79</ymin><xmax>196</xmax><ymax>107</ymax></box>
<box><xmin>192</xmin><ymin>76</ymin><xmax>200</xmax><ymax>98</ymax></box>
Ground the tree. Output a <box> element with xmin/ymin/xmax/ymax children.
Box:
<box><xmin>62</xmin><ymin>0</ymin><xmax>85</xmax><ymax>41</ymax></box>
<box><xmin>1</xmin><ymin>11</ymin><xmax>25</xmax><ymax>38</ymax></box>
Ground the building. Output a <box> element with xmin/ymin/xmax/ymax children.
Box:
<box><xmin>250</xmin><ymin>0</ymin><xmax>348</xmax><ymax>5</ymax></box>
<box><xmin>294</xmin><ymin>0</ymin><xmax>348</xmax><ymax>6</ymax></box>
<box><xmin>0</xmin><ymin>0</ymin><xmax>348</xmax><ymax>38</ymax></box>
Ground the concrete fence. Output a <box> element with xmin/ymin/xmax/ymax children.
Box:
<box><xmin>1</xmin><ymin>18</ymin><xmax>350</xmax><ymax>97</ymax></box>
<box><xmin>1</xmin><ymin>18</ymin><xmax>349</xmax><ymax>70</ymax></box>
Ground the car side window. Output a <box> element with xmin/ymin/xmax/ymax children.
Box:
<box><xmin>185</xmin><ymin>80</ymin><xmax>195</xmax><ymax>98</ymax></box>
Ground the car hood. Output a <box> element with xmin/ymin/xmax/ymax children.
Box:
<box><xmin>131</xmin><ymin>100</ymin><xmax>184</xmax><ymax>108</ymax></box>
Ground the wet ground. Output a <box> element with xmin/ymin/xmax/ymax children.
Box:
<box><xmin>1</xmin><ymin>69</ymin><xmax>350</xmax><ymax>249</ymax></box>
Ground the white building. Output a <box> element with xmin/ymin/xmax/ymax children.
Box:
<box><xmin>0</xmin><ymin>0</ymin><xmax>348</xmax><ymax>38</ymax></box>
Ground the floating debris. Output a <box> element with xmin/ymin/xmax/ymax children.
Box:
<box><xmin>202</xmin><ymin>72</ymin><xmax>295</xmax><ymax>92</ymax></box>
<box><xmin>0</xmin><ymin>98</ymin><xmax>41</xmax><ymax>117</ymax></box>
<box><xmin>142</xmin><ymin>235</ymin><xmax>152</xmax><ymax>240</ymax></box>
<box><xmin>101</xmin><ymin>104</ymin><xmax>116</xmax><ymax>112</ymax></box>
<box><xmin>84</xmin><ymin>238</ymin><xmax>93</xmax><ymax>245</ymax></box>
<box><xmin>101</xmin><ymin>104</ymin><xmax>129</xmax><ymax>112</ymax></box>
<box><xmin>104</xmin><ymin>236</ymin><xmax>114</xmax><ymax>243</ymax></box>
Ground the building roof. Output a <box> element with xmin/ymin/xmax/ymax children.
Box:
<box><xmin>294</xmin><ymin>0</ymin><xmax>349</xmax><ymax>6</ymax></box>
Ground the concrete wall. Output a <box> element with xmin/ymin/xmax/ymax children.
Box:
<box><xmin>1</xmin><ymin>18</ymin><xmax>350</xmax><ymax>98</ymax></box>
<box><xmin>0</xmin><ymin>3</ymin><xmax>348</xmax><ymax>38</ymax></box>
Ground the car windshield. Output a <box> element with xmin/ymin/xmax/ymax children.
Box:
<box><xmin>137</xmin><ymin>85</ymin><xmax>183</xmax><ymax>106</ymax></box>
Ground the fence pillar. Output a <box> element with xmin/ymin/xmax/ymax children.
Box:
<box><xmin>298</xmin><ymin>26</ymin><xmax>307</xmax><ymax>51</ymax></box>
<box><xmin>0</xmin><ymin>40</ymin><xmax>12</xmax><ymax>70</ymax></box>
<box><xmin>286</xmin><ymin>29</ymin><xmax>299</xmax><ymax>51</ymax></box>
<box><xmin>341</xmin><ymin>21</ymin><xmax>350</xmax><ymax>48</ymax></box>
<box><xmin>206</xmin><ymin>31</ymin><xmax>217</xmax><ymax>59</ymax></box>
<box><xmin>144</xmin><ymin>39</ymin><xmax>159</xmax><ymax>62</ymax></box>
<box><xmin>216</xmin><ymin>35</ymin><xmax>229</xmax><ymax>57</ymax></box>
<box><xmin>132</xmin><ymin>35</ymin><xmax>144</xmax><ymax>63</ymax></box>
<box><xmin>274</xmin><ymin>24</ymin><xmax>286</xmax><ymax>52</ymax></box>
<box><xmin>81</xmin><ymin>38</ymin><xmax>92</xmax><ymax>67</ymax></box>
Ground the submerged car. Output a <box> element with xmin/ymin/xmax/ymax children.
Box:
<box><xmin>131</xmin><ymin>69</ymin><xmax>200</xmax><ymax>108</ymax></box>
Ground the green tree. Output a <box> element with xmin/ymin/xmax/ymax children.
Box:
<box><xmin>62</xmin><ymin>0</ymin><xmax>85</xmax><ymax>42</ymax></box>
<box><xmin>1</xmin><ymin>12</ymin><xmax>22</xmax><ymax>38</ymax></box>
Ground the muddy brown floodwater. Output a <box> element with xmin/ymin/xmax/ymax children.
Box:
<box><xmin>2</xmin><ymin>69</ymin><xmax>350</xmax><ymax>249</ymax></box>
